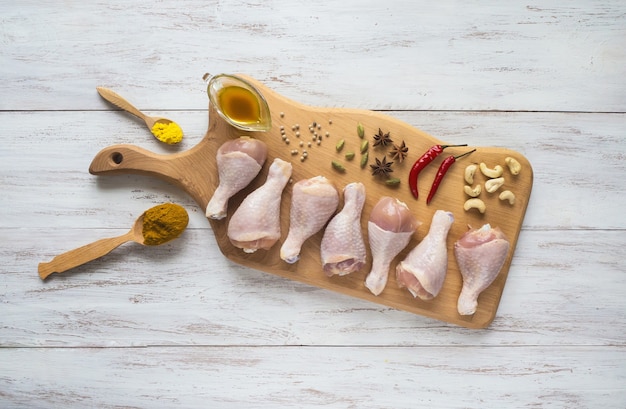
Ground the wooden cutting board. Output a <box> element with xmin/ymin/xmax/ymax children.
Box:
<box><xmin>89</xmin><ymin>75</ymin><xmax>533</xmax><ymax>328</ymax></box>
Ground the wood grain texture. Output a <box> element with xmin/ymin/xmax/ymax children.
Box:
<box><xmin>1</xmin><ymin>1</ymin><xmax>626</xmax><ymax>407</ymax></box>
<box><xmin>1</xmin><ymin>1</ymin><xmax>625</xmax><ymax>112</ymax></box>
<box><xmin>1</xmin><ymin>346</ymin><xmax>625</xmax><ymax>408</ymax></box>
<box><xmin>3</xmin><ymin>228</ymin><xmax>625</xmax><ymax>347</ymax></box>
<box><xmin>37</xmin><ymin>227</ymin><xmax>138</xmax><ymax>279</ymax></box>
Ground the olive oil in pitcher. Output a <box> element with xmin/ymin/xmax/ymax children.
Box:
<box><xmin>205</xmin><ymin>73</ymin><xmax>272</xmax><ymax>132</ymax></box>
<box><xmin>217</xmin><ymin>85</ymin><xmax>261</xmax><ymax>127</ymax></box>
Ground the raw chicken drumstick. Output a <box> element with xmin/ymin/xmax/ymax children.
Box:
<box><xmin>206</xmin><ymin>137</ymin><xmax>268</xmax><ymax>220</ymax></box>
<box><xmin>227</xmin><ymin>158</ymin><xmax>292</xmax><ymax>253</ymax></box>
<box><xmin>280</xmin><ymin>176</ymin><xmax>339</xmax><ymax>264</ymax></box>
<box><xmin>396</xmin><ymin>210</ymin><xmax>454</xmax><ymax>300</ymax></box>
<box><xmin>454</xmin><ymin>224</ymin><xmax>510</xmax><ymax>315</ymax></box>
<box><xmin>365</xmin><ymin>197</ymin><xmax>420</xmax><ymax>296</ymax></box>
<box><xmin>320</xmin><ymin>182</ymin><xmax>367</xmax><ymax>277</ymax></box>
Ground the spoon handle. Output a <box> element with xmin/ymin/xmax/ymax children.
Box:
<box><xmin>38</xmin><ymin>231</ymin><xmax>135</xmax><ymax>280</ymax></box>
<box><xmin>96</xmin><ymin>87</ymin><xmax>148</xmax><ymax>122</ymax></box>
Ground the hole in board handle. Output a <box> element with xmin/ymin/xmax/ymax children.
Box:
<box><xmin>111</xmin><ymin>152</ymin><xmax>123</xmax><ymax>165</ymax></box>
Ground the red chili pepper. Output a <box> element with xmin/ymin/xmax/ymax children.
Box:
<box><xmin>408</xmin><ymin>144</ymin><xmax>467</xmax><ymax>199</ymax></box>
<box><xmin>426</xmin><ymin>149</ymin><xmax>476</xmax><ymax>205</ymax></box>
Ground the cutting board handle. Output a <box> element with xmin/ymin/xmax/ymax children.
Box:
<box><xmin>89</xmin><ymin>144</ymin><xmax>175</xmax><ymax>178</ymax></box>
<box><xmin>89</xmin><ymin>142</ymin><xmax>219</xmax><ymax>210</ymax></box>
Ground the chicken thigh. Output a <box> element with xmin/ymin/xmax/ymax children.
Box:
<box><xmin>280</xmin><ymin>176</ymin><xmax>339</xmax><ymax>264</ymax></box>
<box><xmin>206</xmin><ymin>137</ymin><xmax>268</xmax><ymax>220</ymax></box>
<box><xmin>365</xmin><ymin>197</ymin><xmax>420</xmax><ymax>296</ymax></box>
<box><xmin>227</xmin><ymin>158</ymin><xmax>292</xmax><ymax>253</ymax></box>
<box><xmin>396</xmin><ymin>210</ymin><xmax>454</xmax><ymax>300</ymax></box>
<box><xmin>320</xmin><ymin>182</ymin><xmax>366</xmax><ymax>277</ymax></box>
<box><xmin>454</xmin><ymin>224</ymin><xmax>510</xmax><ymax>315</ymax></box>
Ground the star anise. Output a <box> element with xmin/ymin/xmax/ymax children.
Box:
<box><xmin>389</xmin><ymin>140</ymin><xmax>409</xmax><ymax>163</ymax></box>
<box><xmin>370</xmin><ymin>156</ymin><xmax>394</xmax><ymax>178</ymax></box>
<box><xmin>373</xmin><ymin>128</ymin><xmax>393</xmax><ymax>147</ymax></box>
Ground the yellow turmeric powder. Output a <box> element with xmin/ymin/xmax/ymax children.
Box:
<box><xmin>151</xmin><ymin>121</ymin><xmax>184</xmax><ymax>144</ymax></box>
<box><xmin>142</xmin><ymin>203</ymin><xmax>189</xmax><ymax>245</ymax></box>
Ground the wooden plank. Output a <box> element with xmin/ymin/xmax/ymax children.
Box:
<box><xmin>2</xmin><ymin>110</ymin><xmax>623</xmax><ymax>231</ymax></box>
<box><xmin>1</xmin><ymin>1</ymin><xmax>624</xmax><ymax>112</ymax></box>
<box><xmin>1</xmin><ymin>346</ymin><xmax>624</xmax><ymax>408</ymax></box>
<box><xmin>5</xmin><ymin>229</ymin><xmax>624</xmax><ymax>347</ymax></box>
<box><xmin>86</xmin><ymin>77</ymin><xmax>533</xmax><ymax>328</ymax></box>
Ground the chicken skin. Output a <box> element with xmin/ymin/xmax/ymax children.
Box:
<box><xmin>227</xmin><ymin>158</ymin><xmax>292</xmax><ymax>253</ymax></box>
<box><xmin>454</xmin><ymin>224</ymin><xmax>510</xmax><ymax>315</ymax></box>
<box><xmin>280</xmin><ymin>176</ymin><xmax>339</xmax><ymax>264</ymax></box>
<box><xmin>365</xmin><ymin>197</ymin><xmax>420</xmax><ymax>296</ymax></box>
<box><xmin>396</xmin><ymin>210</ymin><xmax>454</xmax><ymax>300</ymax></box>
<box><xmin>320</xmin><ymin>182</ymin><xmax>367</xmax><ymax>277</ymax></box>
<box><xmin>206</xmin><ymin>137</ymin><xmax>268</xmax><ymax>220</ymax></box>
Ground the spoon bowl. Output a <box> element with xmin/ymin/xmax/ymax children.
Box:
<box><xmin>130</xmin><ymin>212</ymin><xmax>148</xmax><ymax>243</ymax></box>
<box><xmin>146</xmin><ymin>117</ymin><xmax>174</xmax><ymax>129</ymax></box>
<box><xmin>96</xmin><ymin>87</ymin><xmax>182</xmax><ymax>142</ymax></box>
<box><xmin>38</xmin><ymin>204</ymin><xmax>188</xmax><ymax>280</ymax></box>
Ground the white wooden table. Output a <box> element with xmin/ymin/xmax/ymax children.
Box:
<box><xmin>2</xmin><ymin>1</ymin><xmax>625</xmax><ymax>407</ymax></box>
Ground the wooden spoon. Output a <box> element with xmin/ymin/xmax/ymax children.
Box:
<box><xmin>38</xmin><ymin>205</ymin><xmax>186</xmax><ymax>280</ymax></box>
<box><xmin>96</xmin><ymin>86</ymin><xmax>176</xmax><ymax>133</ymax></box>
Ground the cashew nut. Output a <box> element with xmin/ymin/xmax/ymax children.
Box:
<box><xmin>480</xmin><ymin>162</ymin><xmax>504</xmax><ymax>178</ymax></box>
<box><xmin>464</xmin><ymin>184</ymin><xmax>482</xmax><ymax>197</ymax></box>
<box><xmin>499</xmin><ymin>190</ymin><xmax>516</xmax><ymax>205</ymax></box>
<box><xmin>464</xmin><ymin>164</ymin><xmax>478</xmax><ymax>185</ymax></box>
<box><xmin>485</xmin><ymin>177</ymin><xmax>505</xmax><ymax>193</ymax></box>
<box><xmin>463</xmin><ymin>198</ymin><xmax>486</xmax><ymax>214</ymax></box>
<box><xmin>505</xmin><ymin>157</ymin><xmax>521</xmax><ymax>176</ymax></box>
